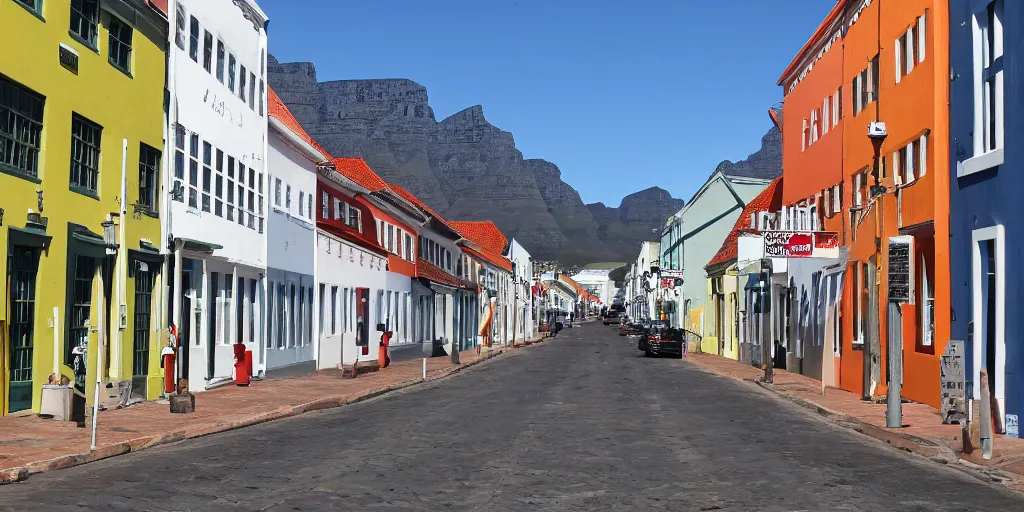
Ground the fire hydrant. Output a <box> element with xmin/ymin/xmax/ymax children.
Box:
<box><xmin>378</xmin><ymin>330</ymin><xmax>393</xmax><ymax>369</ymax></box>
<box><xmin>233</xmin><ymin>341</ymin><xmax>250</xmax><ymax>386</ymax></box>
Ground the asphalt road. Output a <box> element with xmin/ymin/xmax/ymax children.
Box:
<box><xmin>2</xmin><ymin>323</ymin><xmax>1022</xmax><ymax>511</ymax></box>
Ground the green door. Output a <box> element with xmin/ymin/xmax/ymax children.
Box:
<box><xmin>132</xmin><ymin>268</ymin><xmax>154</xmax><ymax>397</ymax></box>
<box><xmin>8</xmin><ymin>246</ymin><xmax>40</xmax><ymax>413</ymax></box>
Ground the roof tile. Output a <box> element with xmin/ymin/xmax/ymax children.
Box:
<box><xmin>268</xmin><ymin>87</ymin><xmax>330</xmax><ymax>161</ymax></box>
<box><xmin>332</xmin><ymin>158</ymin><xmax>389</xmax><ymax>192</ymax></box>
<box><xmin>705</xmin><ymin>177</ymin><xmax>783</xmax><ymax>270</ymax></box>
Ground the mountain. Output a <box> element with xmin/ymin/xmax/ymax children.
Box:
<box><xmin>267</xmin><ymin>56</ymin><xmax>776</xmax><ymax>265</ymax></box>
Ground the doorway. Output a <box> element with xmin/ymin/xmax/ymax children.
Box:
<box><xmin>6</xmin><ymin>246</ymin><xmax>41</xmax><ymax>413</ymax></box>
<box><xmin>972</xmin><ymin>226</ymin><xmax>1005</xmax><ymax>422</ymax></box>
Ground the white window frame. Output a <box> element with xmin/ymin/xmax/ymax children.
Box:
<box><xmin>970</xmin><ymin>225</ymin><xmax>1005</xmax><ymax>415</ymax></box>
<box><xmin>810</xmin><ymin>109</ymin><xmax>819</xmax><ymax>144</ymax></box>
<box><xmin>832</xmin><ymin>90</ymin><xmax>840</xmax><ymax>125</ymax></box>
<box><xmin>919</xmin><ymin>253</ymin><xmax>934</xmax><ymax>347</ymax></box>
<box><xmin>802</xmin><ymin>118</ymin><xmax>808</xmax><ymax>151</ymax></box>
<box><xmin>822</xmin><ymin>96</ymin><xmax>831</xmax><ymax>135</ymax></box>
<box><xmin>333</xmin><ymin>198</ymin><xmax>343</xmax><ymax>221</ymax></box>
<box><xmin>918</xmin><ymin>134</ymin><xmax>928</xmax><ymax>177</ymax></box>
<box><xmin>274</xmin><ymin>178</ymin><xmax>282</xmax><ymax>207</ymax></box>
<box><xmin>298</xmin><ymin>191</ymin><xmax>305</xmax><ymax>218</ymax></box>
<box><xmin>960</xmin><ymin>0</ymin><xmax>1005</xmax><ymax>177</ymax></box>
<box><xmin>853</xmin><ymin>173</ymin><xmax>863</xmax><ymax>207</ymax></box>
<box><xmin>895</xmin><ymin>35</ymin><xmax>903</xmax><ymax>84</ymax></box>
<box><xmin>918</xmin><ymin>13</ymin><xmax>927</xmax><ymax>64</ymax></box>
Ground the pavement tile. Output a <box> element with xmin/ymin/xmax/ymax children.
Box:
<box><xmin>0</xmin><ymin>343</ymin><xmax>509</xmax><ymax>483</ymax></box>
<box><xmin>688</xmin><ymin>351</ymin><xmax>1024</xmax><ymax>481</ymax></box>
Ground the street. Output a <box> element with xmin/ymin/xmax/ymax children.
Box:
<box><xmin>1</xmin><ymin>323</ymin><xmax>1021</xmax><ymax>511</ymax></box>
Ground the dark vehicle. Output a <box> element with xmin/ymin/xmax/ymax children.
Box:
<box><xmin>638</xmin><ymin>326</ymin><xmax>684</xmax><ymax>358</ymax></box>
<box><xmin>602</xmin><ymin>311</ymin><xmax>623</xmax><ymax>325</ymax></box>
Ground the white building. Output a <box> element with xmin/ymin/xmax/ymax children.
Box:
<box><xmin>571</xmin><ymin>268</ymin><xmax>615</xmax><ymax>308</ymax></box>
<box><xmin>264</xmin><ymin>88</ymin><xmax>321</xmax><ymax>375</ymax></box>
<box><xmin>164</xmin><ymin>0</ymin><xmax>269</xmax><ymax>392</ymax></box>
<box><xmin>507</xmin><ymin>238</ymin><xmax>534</xmax><ymax>342</ymax></box>
<box><xmin>314</xmin><ymin>166</ymin><xmax>388</xmax><ymax>369</ymax></box>
<box><xmin>626</xmin><ymin>241</ymin><xmax>660</xmax><ymax>321</ymax></box>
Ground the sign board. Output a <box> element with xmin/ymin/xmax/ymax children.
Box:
<box><xmin>939</xmin><ymin>340</ymin><xmax>967</xmax><ymax>424</ymax></box>
<box><xmin>763</xmin><ymin>231</ymin><xmax>839</xmax><ymax>258</ymax></box>
<box><xmin>887</xmin><ymin>236</ymin><xmax>914</xmax><ymax>303</ymax></box>
<box><xmin>660</xmin><ymin>269</ymin><xmax>684</xmax><ymax>278</ymax></box>
<box><xmin>1007</xmin><ymin>414</ymin><xmax>1019</xmax><ymax>438</ymax></box>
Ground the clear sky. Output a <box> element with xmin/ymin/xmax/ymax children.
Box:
<box><xmin>258</xmin><ymin>0</ymin><xmax>835</xmax><ymax>206</ymax></box>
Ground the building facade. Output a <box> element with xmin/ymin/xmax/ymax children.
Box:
<box><xmin>949</xmin><ymin>0</ymin><xmax>1018</xmax><ymax>430</ymax></box>
<box><xmin>165</xmin><ymin>0</ymin><xmax>269</xmax><ymax>392</ymax></box>
<box><xmin>1</xmin><ymin>0</ymin><xmax>168</xmax><ymax>413</ymax></box>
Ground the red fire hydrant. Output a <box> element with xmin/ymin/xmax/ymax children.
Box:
<box><xmin>233</xmin><ymin>342</ymin><xmax>250</xmax><ymax>386</ymax></box>
<box><xmin>162</xmin><ymin>347</ymin><xmax>176</xmax><ymax>394</ymax></box>
<box><xmin>378</xmin><ymin>331</ymin><xmax>393</xmax><ymax>369</ymax></box>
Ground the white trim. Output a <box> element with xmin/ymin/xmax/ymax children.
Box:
<box><xmin>895</xmin><ymin>37</ymin><xmax>903</xmax><ymax>84</ymax></box>
<box><xmin>970</xmin><ymin>225</ymin><xmax>1005</xmax><ymax>420</ymax></box>
<box><xmin>918</xmin><ymin>13</ymin><xmax>926</xmax><ymax>63</ymax></box>
<box><xmin>958</xmin><ymin>148</ymin><xmax>1004</xmax><ymax>177</ymax></box>
<box><xmin>269</xmin><ymin>117</ymin><xmax>328</xmax><ymax>163</ymax></box>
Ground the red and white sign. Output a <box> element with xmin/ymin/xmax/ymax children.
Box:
<box><xmin>764</xmin><ymin>231</ymin><xmax>840</xmax><ymax>258</ymax></box>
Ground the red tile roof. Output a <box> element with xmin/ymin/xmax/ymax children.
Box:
<box><xmin>449</xmin><ymin>221</ymin><xmax>508</xmax><ymax>255</ymax></box>
<box><xmin>332</xmin><ymin>158</ymin><xmax>389</xmax><ymax>193</ymax></box>
<box><xmin>705</xmin><ymin>177</ymin><xmax>783</xmax><ymax>271</ymax></box>
<box><xmin>462</xmin><ymin>246</ymin><xmax>512</xmax><ymax>273</ymax></box>
<box><xmin>417</xmin><ymin>258</ymin><xmax>464</xmax><ymax>288</ymax></box>
<box><xmin>268</xmin><ymin>87</ymin><xmax>330</xmax><ymax>161</ymax></box>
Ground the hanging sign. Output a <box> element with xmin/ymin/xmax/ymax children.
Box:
<box><xmin>887</xmin><ymin>236</ymin><xmax>914</xmax><ymax>303</ymax></box>
<box><xmin>761</xmin><ymin>231</ymin><xmax>840</xmax><ymax>258</ymax></box>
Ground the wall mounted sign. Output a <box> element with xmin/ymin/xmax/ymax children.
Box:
<box><xmin>887</xmin><ymin>235</ymin><xmax>914</xmax><ymax>303</ymax></box>
<box><xmin>760</xmin><ymin>231</ymin><xmax>840</xmax><ymax>259</ymax></box>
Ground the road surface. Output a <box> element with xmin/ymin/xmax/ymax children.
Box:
<box><xmin>2</xmin><ymin>323</ymin><xmax>1021</xmax><ymax>510</ymax></box>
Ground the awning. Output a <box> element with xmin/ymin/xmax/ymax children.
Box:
<box><xmin>7</xmin><ymin>224</ymin><xmax>52</xmax><ymax>250</ymax></box>
<box><xmin>69</xmin><ymin>224</ymin><xmax>107</xmax><ymax>259</ymax></box>
<box><xmin>177</xmin><ymin>237</ymin><xmax>223</xmax><ymax>254</ymax></box>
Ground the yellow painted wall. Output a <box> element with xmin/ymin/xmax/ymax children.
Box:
<box><xmin>1</xmin><ymin>0</ymin><xmax>167</xmax><ymax>413</ymax></box>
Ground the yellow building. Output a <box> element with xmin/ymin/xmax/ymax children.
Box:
<box><xmin>1</xmin><ymin>0</ymin><xmax>168</xmax><ymax>416</ymax></box>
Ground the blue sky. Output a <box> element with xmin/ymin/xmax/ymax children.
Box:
<box><xmin>259</xmin><ymin>0</ymin><xmax>834</xmax><ymax>206</ymax></box>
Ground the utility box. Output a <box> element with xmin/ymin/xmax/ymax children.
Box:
<box><xmin>39</xmin><ymin>385</ymin><xmax>73</xmax><ymax>421</ymax></box>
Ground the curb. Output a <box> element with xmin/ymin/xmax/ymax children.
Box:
<box><xmin>0</xmin><ymin>348</ymin><xmax>507</xmax><ymax>484</ymax></box>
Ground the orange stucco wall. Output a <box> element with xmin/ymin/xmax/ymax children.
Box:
<box><xmin>781</xmin><ymin>0</ymin><xmax>949</xmax><ymax>409</ymax></box>
<box><xmin>364</xmin><ymin>202</ymin><xmax>418</xmax><ymax>278</ymax></box>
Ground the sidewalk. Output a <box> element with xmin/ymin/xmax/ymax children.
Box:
<box><xmin>0</xmin><ymin>344</ymin><xmax>517</xmax><ymax>484</ymax></box>
<box><xmin>688</xmin><ymin>352</ymin><xmax>1024</xmax><ymax>488</ymax></box>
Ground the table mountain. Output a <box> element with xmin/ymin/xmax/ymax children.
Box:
<box><xmin>268</xmin><ymin>56</ymin><xmax>773</xmax><ymax>265</ymax></box>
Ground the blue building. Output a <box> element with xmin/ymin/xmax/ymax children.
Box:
<box><xmin>949</xmin><ymin>0</ymin><xmax>1019</xmax><ymax>435</ymax></box>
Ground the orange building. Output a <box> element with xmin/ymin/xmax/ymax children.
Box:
<box><xmin>777</xmin><ymin>0</ymin><xmax>950</xmax><ymax>408</ymax></box>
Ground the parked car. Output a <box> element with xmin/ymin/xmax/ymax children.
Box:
<box><xmin>638</xmin><ymin>326</ymin><xmax>683</xmax><ymax>358</ymax></box>
<box><xmin>602</xmin><ymin>312</ymin><xmax>623</xmax><ymax>325</ymax></box>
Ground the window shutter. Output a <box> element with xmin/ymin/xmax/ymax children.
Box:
<box><xmin>832</xmin><ymin>90</ymin><xmax>840</xmax><ymax>125</ymax></box>
<box><xmin>895</xmin><ymin>38</ymin><xmax>902</xmax><ymax>83</ymax></box>
<box><xmin>918</xmin><ymin>14</ymin><xmax>926</xmax><ymax>63</ymax></box>
<box><xmin>906</xmin><ymin>28</ymin><xmax>914</xmax><ymax>75</ymax></box>
<box><xmin>823</xmin><ymin>97</ymin><xmax>830</xmax><ymax>134</ymax></box>
<box><xmin>907</xmin><ymin>141</ymin><xmax>916</xmax><ymax>182</ymax></box>
<box><xmin>919</xmin><ymin>134</ymin><xmax>928</xmax><ymax>177</ymax></box>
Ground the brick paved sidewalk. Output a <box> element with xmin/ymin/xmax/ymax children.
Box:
<box><xmin>0</xmin><ymin>346</ymin><xmax>511</xmax><ymax>484</ymax></box>
<box><xmin>687</xmin><ymin>352</ymin><xmax>1024</xmax><ymax>484</ymax></box>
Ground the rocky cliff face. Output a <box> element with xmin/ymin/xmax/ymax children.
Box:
<box><xmin>268</xmin><ymin>56</ymin><xmax>700</xmax><ymax>264</ymax></box>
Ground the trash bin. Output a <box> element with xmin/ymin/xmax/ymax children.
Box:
<box><xmin>233</xmin><ymin>342</ymin><xmax>250</xmax><ymax>386</ymax></box>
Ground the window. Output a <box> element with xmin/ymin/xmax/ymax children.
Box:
<box><xmin>172</xmin><ymin>124</ymin><xmax>185</xmax><ymax>201</ymax></box>
<box><xmin>70</xmin><ymin>114</ymin><xmax>102</xmax><ymax>194</ymax></box>
<box><xmin>969</xmin><ymin>1</ymin><xmax>1004</xmax><ymax>169</ymax></box>
<box><xmin>239</xmin><ymin>65</ymin><xmax>247</xmax><ymax>101</ymax></box>
<box><xmin>833</xmin><ymin>88</ymin><xmax>841</xmax><ymax>125</ymax></box>
<box><xmin>894</xmin><ymin>135</ymin><xmax>927</xmax><ymax>186</ymax></box>
<box><xmin>802</xmin><ymin>118</ymin><xmax>809</xmax><ymax>151</ymax></box>
<box><xmin>201</xmin><ymin>141</ymin><xmax>212</xmax><ymax>212</ymax></box>
<box><xmin>822</xmin><ymin>97</ymin><xmax>830</xmax><ymax>136</ymax></box>
<box><xmin>214</xmin><ymin>149</ymin><xmax>224</xmax><ymax>216</ymax></box>
<box><xmin>0</xmin><ymin>77</ymin><xmax>44</xmax><ymax>179</ymax></box>
<box><xmin>70</xmin><ymin>0</ymin><xmax>100</xmax><ymax>48</ymax></box>
<box><xmin>920</xmin><ymin>253</ymin><xmax>934</xmax><ymax>346</ymax></box>
<box><xmin>333</xmin><ymin>198</ymin><xmax>343</xmax><ymax>220</ymax></box>
<box><xmin>108</xmin><ymin>17</ymin><xmax>133</xmax><ymax>73</ymax></box>
<box><xmin>405</xmin><ymin>233</ymin><xmax>413</xmax><ymax>260</ymax></box>
<box><xmin>347</xmin><ymin>205</ymin><xmax>360</xmax><ymax>231</ymax></box>
<box><xmin>274</xmin><ymin>178</ymin><xmax>282</xmax><ymax>207</ymax></box>
<box><xmin>330</xmin><ymin>286</ymin><xmax>338</xmax><ymax>334</ymax></box>
<box><xmin>249</xmin><ymin>73</ymin><xmax>256</xmax><ymax>110</ymax></box>
<box><xmin>228</xmin><ymin>54</ymin><xmax>237</xmax><ymax>92</ymax></box>
<box><xmin>188</xmin><ymin>134</ymin><xmax>199</xmax><ymax>208</ymax></box>
<box><xmin>321</xmin><ymin>190</ymin><xmax>328</xmax><ymax>219</ymax></box>
<box><xmin>188</xmin><ymin>16</ymin><xmax>199</xmax><ymax>62</ymax></box>
<box><xmin>203</xmin><ymin>31</ymin><xmax>213</xmax><ymax>72</ymax></box>
<box><xmin>259</xmin><ymin>80</ymin><xmax>265</xmax><ymax>117</ymax></box>
<box><xmin>387</xmin><ymin>224</ymin><xmax>394</xmax><ymax>253</ymax></box>
<box><xmin>299</xmin><ymin>191</ymin><xmax>305</xmax><ymax>217</ymax></box>
<box><xmin>138</xmin><ymin>143</ymin><xmax>160</xmax><ymax>210</ymax></box>
<box><xmin>307</xmin><ymin>195</ymin><xmax>312</xmax><ymax>224</ymax></box>
<box><xmin>286</xmin><ymin>184</ymin><xmax>292</xmax><ymax>211</ymax></box>
<box><xmin>226</xmin><ymin>155</ymin><xmax>235</xmax><ymax>220</ymax></box>
<box><xmin>852</xmin><ymin>56</ymin><xmax>878</xmax><ymax>116</ymax></box>
<box><xmin>216</xmin><ymin>40</ymin><xmax>225</xmax><ymax>83</ymax></box>
<box><xmin>16</xmin><ymin>0</ymin><xmax>42</xmax><ymax>15</ymax></box>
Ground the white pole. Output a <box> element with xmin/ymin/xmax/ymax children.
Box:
<box><xmin>91</xmin><ymin>268</ymin><xmax>107</xmax><ymax>450</ymax></box>
<box><xmin>52</xmin><ymin>307</ymin><xmax>60</xmax><ymax>380</ymax></box>
<box><xmin>422</xmin><ymin>357</ymin><xmax>426</xmax><ymax>379</ymax></box>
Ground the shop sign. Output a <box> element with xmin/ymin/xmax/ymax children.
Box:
<box><xmin>762</xmin><ymin>231</ymin><xmax>840</xmax><ymax>258</ymax></box>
